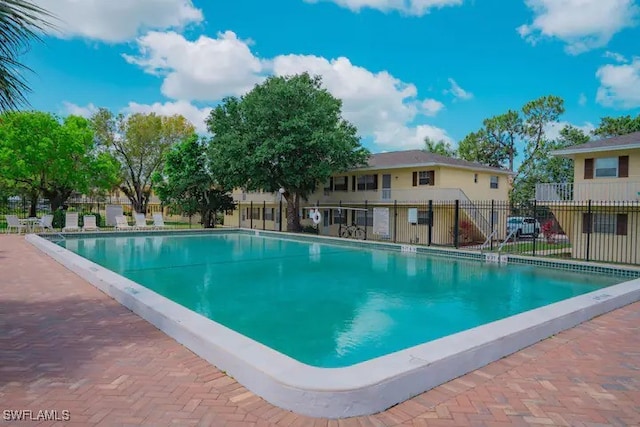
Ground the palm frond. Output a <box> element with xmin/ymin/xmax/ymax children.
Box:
<box><xmin>0</xmin><ymin>0</ymin><xmax>55</xmax><ymax>111</ymax></box>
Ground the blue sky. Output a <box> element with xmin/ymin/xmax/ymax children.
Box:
<box><xmin>24</xmin><ymin>0</ymin><xmax>640</xmax><ymax>152</ymax></box>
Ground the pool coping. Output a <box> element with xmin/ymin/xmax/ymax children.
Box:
<box><xmin>26</xmin><ymin>231</ymin><xmax>640</xmax><ymax>418</ymax></box>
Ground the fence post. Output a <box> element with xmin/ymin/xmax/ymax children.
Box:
<box><xmin>393</xmin><ymin>200</ymin><xmax>398</xmax><ymax>243</ymax></box>
<box><xmin>532</xmin><ymin>199</ymin><xmax>537</xmax><ymax>257</ymax></box>
<box><xmin>454</xmin><ymin>200</ymin><xmax>460</xmax><ymax>249</ymax></box>
<box><xmin>586</xmin><ymin>199</ymin><xmax>592</xmax><ymax>262</ymax></box>
<box><xmin>490</xmin><ymin>200</ymin><xmax>495</xmax><ymax>251</ymax></box>
<box><xmin>338</xmin><ymin>200</ymin><xmax>342</xmax><ymax>237</ymax></box>
<box><xmin>364</xmin><ymin>200</ymin><xmax>368</xmax><ymax>241</ymax></box>
<box><xmin>279</xmin><ymin>197</ymin><xmax>283</xmax><ymax>232</ymax></box>
<box><xmin>428</xmin><ymin>200</ymin><xmax>433</xmax><ymax>246</ymax></box>
<box><xmin>238</xmin><ymin>202</ymin><xmax>242</xmax><ymax>227</ymax></box>
<box><xmin>250</xmin><ymin>201</ymin><xmax>253</xmax><ymax>229</ymax></box>
<box><xmin>263</xmin><ymin>201</ymin><xmax>266</xmax><ymax>230</ymax></box>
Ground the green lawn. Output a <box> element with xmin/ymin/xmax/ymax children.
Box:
<box><xmin>493</xmin><ymin>241</ymin><xmax>571</xmax><ymax>254</ymax></box>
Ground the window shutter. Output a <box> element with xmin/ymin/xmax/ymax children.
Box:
<box><xmin>329</xmin><ymin>177</ymin><xmax>334</xmax><ymax>190</ymax></box>
<box><xmin>428</xmin><ymin>171</ymin><xmax>435</xmax><ymax>186</ymax></box>
<box><xmin>352</xmin><ymin>176</ymin><xmax>356</xmax><ymax>192</ymax></box>
<box><xmin>618</xmin><ymin>156</ymin><xmax>629</xmax><ymax>178</ymax></box>
<box><xmin>412</xmin><ymin>172</ymin><xmax>417</xmax><ymax>187</ymax></box>
<box><xmin>582</xmin><ymin>213</ymin><xmax>592</xmax><ymax>233</ymax></box>
<box><xmin>616</xmin><ymin>214</ymin><xmax>628</xmax><ymax>236</ymax></box>
<box><xmin>373</xmin><ymin>174</ymin><xmax>378</xmax><ymax>190</ymax></box>
<box><xmin>584</xmin><ymin>158</ymin><xmax>594</xmax><ymax>179</ymax></box>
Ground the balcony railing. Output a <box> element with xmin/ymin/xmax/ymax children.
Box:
<box><xmin>536</xmin><ymin>180</ymin><xmax>640</xmax><ymax>202</ymax></box>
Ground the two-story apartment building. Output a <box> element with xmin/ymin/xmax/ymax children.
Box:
<box><xmin>226</xmin><ymin>150</ymin><xmax>512</xmax><ymax>244</ymax></box>
<box><xmin>536</xmin><ymin>131</ymin><xmax>640</xmax><ymax>264</ymax></box>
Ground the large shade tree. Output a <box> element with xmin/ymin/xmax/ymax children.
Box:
<box><xmin>0</xmin><ymin>111</ymin><xmax>120</xmax><ymax>215</ymax></box>
<box><xmin>0</xmin><ymin>0</ymin><xmax>53</xmax><ymax>111</ymax></box>
<box><xmin>206</xmin><ymin>73</ymin><xmax>369</xmax><ymax>231</ymax></box>
<box><xmin>153</xmin><ymin>134</ymin><xmax>236</xmax><ymax>228</ymax></box>
<box><xmin>90</xmin><ymin>109</ymin><xmax>195</xmax><ymax>214</ymax></box>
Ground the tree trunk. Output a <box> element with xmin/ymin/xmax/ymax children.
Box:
<box><xmin>29</xmin><ymin>196</ymin><xmax>38</xmax><ymax>218</ymax></box>
<box><xmin>41</xmin><ymin>187</ymin><xmax>73</xmax><ymax>212</ymax></box>
<box><xmin>285</xmin><ymin>192</ymin><xmax>301</xmax><ymax>232</ymax></box>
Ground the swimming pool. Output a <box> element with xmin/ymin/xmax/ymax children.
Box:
<box><xmin>60</xmin><ymin>232</ymin><xmax>621</xmax><ymax>368</ymax></box>
<box><xmin>29</xmin><ymin>229</ymin><xmax>640</xmax><ymax>418</ymax></box>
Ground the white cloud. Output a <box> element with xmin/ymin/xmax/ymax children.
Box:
<box><xmin>544</xmin><ymin>121</ymin><xmax>595</xmax><ymax>141</ymax></box>
<box><xmin>604</xmin><ymin>51</ymin><xmax>628</xmax><ymax>63</ymax></box>
<box><xmin>596</xmin><ymin>58</ymin><xmax>640</xmax><ymax>109</ymax></box>
<box><xmin>124</xmin><ymin>32</ymin><xmax>450</xmax><ymax>151</ymax></box>
<box><xmin>303</xmin><ymin>0</ymin><xmax>463</xmax><ymax>16</ymax></box>
<box><xmin>518</xmin><ymin>0</ymin><xmax>639</xmax><ymax>54</ymax></box>
<box><xmin>578</xmin><ymin>93</ymin><xmax>587</xmax><ymax>106</ymax></box>
<box><xmin>445</xmin><ymin>78</ymin><xmax>473</xmax><ymax>100</ymax></box>
<box><xmin>35</xmin><ymin>0</ymin><xmax>203</xmax><ymax>43</ymax></box>
<box><xmin>125</xmin><ymin>101</ymin><xmax>212</xmax><ymax>133</ymax></box>
<box><xmin>123</xmin><ymin>31</ymin><xmax>264</xmax><ymax>101</ymax></box>
<box><xmin>372</xmin><ymin>124</ymin><xmax>452</xmax><ymax>151</ymax></box>
<box><xmin>421</xmin><ymin>99</ymin><xmax>445</xmax><ymax>116</ymax></box>
<box><xmin>61</xmin><ymin>101</ymin><xmax>98</xmax><ymax>118</ymax></box>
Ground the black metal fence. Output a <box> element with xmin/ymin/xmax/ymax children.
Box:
<box><xmin>0</xmin><ymin>197</ymin><xmax>178</xmax><ymax>228</ymax></box>
<box><xmin>3</xmin><ymin>196</ymin><xmax>639</xmax><ymax>266</ymax></box>
<box><xmin>238</xmin><ymin>199</ymin><xmax>640</xmax><ymax>266</ymax></box>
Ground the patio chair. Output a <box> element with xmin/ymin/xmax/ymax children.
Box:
<box><xmin>62</xmin><ymin>212</ymin><xmax>80</xmax><ymax>232</ymax></box>
<box><xmin>82</xmin><ymin>215</ymin><xmax>99</xmax><ymax>232</ymax></box>
<box><xmin>39</xmin><ymin>214</ymin><xmax>54</xmax><ymax>232</ymax></box>
<box><xmin>134</xmin><ymin>213</ymin><xmax>151</xmax><ymax>230</ymax></box>
<box><xmin>5</xmin><ymin>215</ymin><xmax>26</xmax><ymax>234</ymax></box>
<box><xmin>115</xmin><ymin>215</ymin><xmax>132</xmax><ymax>231</ymax></box>
<box><xmin>152</xmin><ymin>213</ymin><xmax>166</xmax><ymax>230</ymax></box>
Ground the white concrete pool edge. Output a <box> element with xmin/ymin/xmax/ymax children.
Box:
<box><xmin>26</xmin><ymin>233</ymin><xmax>640</xmax><ymax>419</ymax></box>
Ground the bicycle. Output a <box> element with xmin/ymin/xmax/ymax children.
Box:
<box><xmin>340</xmin><ymin>223</ymin><xmax>365</xmax><ymax>240</ymax></box>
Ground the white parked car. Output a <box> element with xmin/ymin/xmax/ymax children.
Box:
<box><xmin>507</xmin><ymin>216</ymin><xmax>541</xmax><ymax>238</ymax></box>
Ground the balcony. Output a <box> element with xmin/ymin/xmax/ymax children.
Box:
<box><xmin>536</xmin><ymin>181</ymin><xmax>640</xmax><ymax>202</ymax></box>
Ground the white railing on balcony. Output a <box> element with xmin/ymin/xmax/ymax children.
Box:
<box><xmin>536</xmin><ymin>180</ymin><xmax>640</xmax><ymax>202</ymax></box>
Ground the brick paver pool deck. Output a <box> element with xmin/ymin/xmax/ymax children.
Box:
<box><xmin>1</xmin><ymin>235</ymin><xmax>639</xmax><ymax>427</ymax></box>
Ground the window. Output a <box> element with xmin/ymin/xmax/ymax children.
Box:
<box><xmin>490</xmin><ymin>176</ymin><xmax>499</xmax><ymax>189</ymax></box>
<box><xmin>357</xmin><ymin>174</ymin><xmax>378</xmax><ymax>191</ymax></box>
<box><xmin>250</xmin><ymin>207</ymin><xmax>260</xmax><ymax>220</ymax></box>
<box><xmin>417</xmin><ymin>210</ymin><xmax>431</xmax><ymax>225</ymax></box>
<box><xmin>333</xmin><ymin>176</ymin><xmax>348</xmax><ymax>191</ymax></box>
<box><xmin>412</xmin><ymin>171</ymin><xmax>435</xmax><ymax>186</ymax></box>
<box><xmin>585</xmin><ymin>156</ymin><xmax>629</xmax><ymax>179</ymax></box>
<box><xmin>264</xmin><ymin>208</ymin><xmax>274</xmax><ymax>221</ymax></box>
<box><xmin>583</xmin><ymin>213</ymin><xmax>628</xmax><ymax>235</ymax></box>
<box><xmin>594</xmin><ymin>157</ymin><xmax>618</xmax><ymax>178</ymax></box>
<box><xmin>334</xmin><ymin>210</ymin><xmax>347</xmax><ymax>224</ymax></box>
<box><xmin>356</xmin><ymin>210</ymin><xmax>373</xmax><ymax>226</ymax></box>
<box><xmin>474</xmin><ymin>173</ymin><xmax>478</xmax><ymax>183</ymax></box>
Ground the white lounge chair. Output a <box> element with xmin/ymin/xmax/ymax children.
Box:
<box><xmin>39</xmin><ymin>214</ymin><xmax>54</xmax><ymax>232</ymax></box>
<box><xmin>152</xmin><ymin>213</ymin><xmax>166</xmax><ymax>229</ymax></box>
<box><xmin>5</xmin><ymin>215</ymin><xmax>26</xmax><ymax>234</ymax></box>
<box><xmin>82</xmin><ymin>215</ymin><xmax>99</xmax><ymax>232</ymax></box>
<box><xmin>134</xmin><ymin>213</ymin><xmax>151</xmax><ymax>230</ymax></box>
<box><xmin>115</xmin><ymin>215</ymin><xmax>132</xmax><ymax>231</ymax></box>
<box><xmin>62</xmin><ymin>212</ymin><xmax>80</xmax><ymax>232</ymax></box>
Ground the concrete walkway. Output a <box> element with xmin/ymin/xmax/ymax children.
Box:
<box><xmin>1</xmin><ymin>234</ymin><xmax>639</xmax><ymax>426</ymax></box>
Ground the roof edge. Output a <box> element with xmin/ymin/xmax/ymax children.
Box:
<box><xmin>552</xmin><ymin>143</ymin><xmax>640</xmax><ymax>157</ymax></box>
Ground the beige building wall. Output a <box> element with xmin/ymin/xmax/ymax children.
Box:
<box><xmin>552</xmin><ymin>205</ymin><xmax>639</xmax><ymax>265</ymax></box>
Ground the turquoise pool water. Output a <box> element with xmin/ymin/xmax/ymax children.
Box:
<box><xmin>60</xmin><ymin>232</ymin><xmax>622</xmax><ymax>368</ymax></box>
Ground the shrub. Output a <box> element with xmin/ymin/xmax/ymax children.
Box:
<box><xmin>301</xmin><ymin>224</ymin><xmax>318</xmax><ymax>234</ymax></box>
<box><xmin>541</xmin><ymin>219</ymin><xmax>555</xmax><ymax>243</ymax></box>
